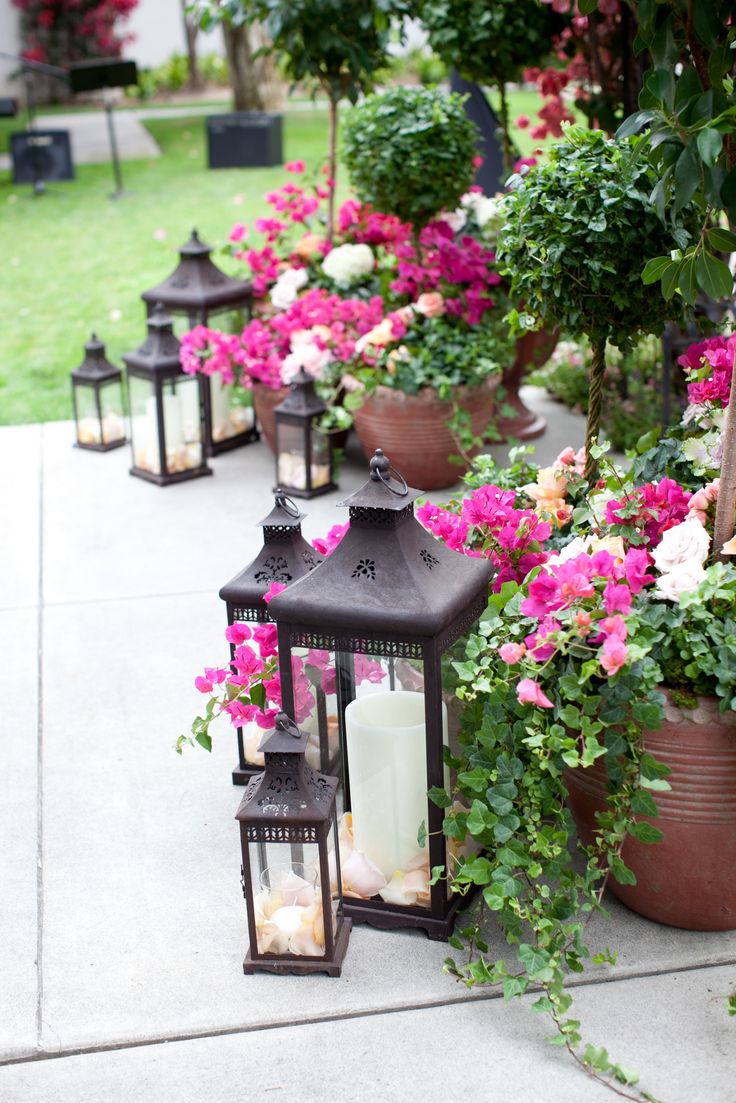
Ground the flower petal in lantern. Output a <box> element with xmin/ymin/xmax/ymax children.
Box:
<box><xmin>341</xmin><ymin>847</ymin><xmax>387</xmax><ymax>898</ymax></box>
<box><xmin>378</xmin><ymin>870</ymin><xmax>418</xmax><ymax>907</ymax></box>
<box><xmin>280</xmin><ymin>870</ymin><xmax>316</xmax><ymax>907</ymax></box>
<box><xmin>256</xmin><ymin>920</ymin><xmax>289</xmax><ymax>955</ymax></box>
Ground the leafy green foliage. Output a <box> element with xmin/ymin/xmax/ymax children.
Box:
<box><xmin>499</xmin><ymin>128</ymin><xmax>693</xmax><ymax>351</ymax></box>
<box><xmin>342</xmin><ymin>86</ymin><xmax>479</xmax><ymax>227</ymax></box>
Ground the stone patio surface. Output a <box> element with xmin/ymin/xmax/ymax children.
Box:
<box><xmin>0</xmin><ymin>388</ymin><xmax>734</xmax><ymax>1102</ymax></box>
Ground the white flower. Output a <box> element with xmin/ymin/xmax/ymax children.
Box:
<box><xmin>439</xmin><ymin>208</ymin><xmax>467</xmax><ymax>233</ymax></box>
<box><xmin>461</xmin><ymin>191</ymin><xmax>506</xmax><ymax>231</ymax></box>
<box><xmin>270</xmin><ymin>266</ymin><xmax>308</xmax><ymax>310</ymax></box>
<box><xmin>321</xmin><ymin>243</ymin><xmax>374</xmax><ymax>287</ymax></box>
<box><xmin>545</xmin><ymin>536</ymin><xmax>589</xmax><ymax>567</ymax></box>
<box><xmin>655</xmin><ymin>561</ymin><xmax>707</xmax><ymax>601</ymax></box>
<box><xmin>281</xmin><ymin>341</ymin><xmax>331</xmax><ymax>383</ymax></box>
<box><xmin>681</xmin><ymin>432</ymin><xmax>722</xmax><ymax>474</ymax></box>
<box><xmin>652</xmin><ymin>518</ymin><xmax>711</xmax><ymax>574</ymax></box>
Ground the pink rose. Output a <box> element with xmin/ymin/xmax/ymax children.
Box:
<box><xmin>516</xmin><ymin>678</ymin><xmax>554</xmax><ymax>709</ymax></box>
<box><xmin>499</xmin><ymin>642</ymin><xmax>526</xmax><ymax>664</ymax></box>
<box><xmin>414</xmin><ymin>292</ymin><xmax>446</xmax><ymax>318</ymax></box>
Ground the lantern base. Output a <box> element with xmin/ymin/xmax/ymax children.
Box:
<box><xmin>207</xmin><ymin>425</ymin><xmax>260</xmax><ymax>458</ymax></box>
<box><xmin>243</xmin><ymin>918</ymin><xmax>352</xmax><ymax>977</ymax></box>
<box><xmin>278</xmin><ymin>481</ymin><xmax>337</xmax><ymax>501</ymax></box>
<box><xmin>74</xmin><ymin>438</ymin><xmax>127</xmax><ymax>453</ymax></box>
<box><xmin>344</xmin><ymin>889</ymin><xmax>474</xmax><ymax>942</ymax></box>
<box><xmin>232</xmin><ymin>762</ymin><xmax>262</xmax><ymax>786</ymax></box>
<box><xmin>129</xmin><ymin>463</ymin><xmax>213</xmax><ymax>487</ymax></box>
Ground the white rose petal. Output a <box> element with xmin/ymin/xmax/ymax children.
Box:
<box><xmin>321</xmin><ymin>243</ymin><xmax>374</xmax><ymax>287</ymax></box>
<box><xmin>655</xmin><ymin>561</ymin><xmax>707</xmax><ymax>601</ymax></box>
<box><xmin>270</xmin><ymin>267</ymin><xmax>308</xmax><ymax>310</ymax></box>
<box><xmin>652</xmin><ymin>518</ymin><xmax>711</xmax><ymax>574</ymax></box>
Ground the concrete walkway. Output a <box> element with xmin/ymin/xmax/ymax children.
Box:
<box><xmin>0</xmin><ymin>389</ymin><xmax>734</xmax><ymax>1103</ymax></box>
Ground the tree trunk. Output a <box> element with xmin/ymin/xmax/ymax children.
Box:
<box><xmin>221</xmin><ymin>23</ymin><xmax>285</xmax><ymax>113</ymax></box>
<box><xmin>584</xmin><ymin>337</ymin><xmax>607</xmax><ymax>484</ymax></box>
<box><xmin>180</xmin><ymin>0</ymin><xmax>204</xmax><ymax>92</ymax></box>
<box><xmin>326</xmin><ymin>94</ymin><xmax>338</xmax><ymax>242</ymax></box>
<box><xmin>498</xmin><ymin>82</ymin><xmax>514</xmax><ymax>177</ymax></box>
<box><xmin>713</xmin><ymin>346</ymin><xmax>736</xmax><ymax>558</ymax></box>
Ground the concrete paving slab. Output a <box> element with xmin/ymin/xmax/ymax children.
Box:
<box><xmin>1</xmin><ymin>966</ymin><xmax>734</xmax><ymax>1103</ymax></box>
<box><xmin>36</xmin><ymin>111</ymin><xmax>161</xmax><ymax>165</ymax></box>
<box><xmin>0</xmin><ymin>422</ymin><xmax>41</xmax><ymax>610</ymax></box>
<box><xmin>0</xmin><ymin>608</ymin><xmax>39</xmax><ymax>1059</ymax></box>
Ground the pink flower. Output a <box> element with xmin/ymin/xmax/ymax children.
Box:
<box><xmin>232</xmin><ymin>646</ymin><xmax>265</xmax><ymax>677</ymax></box>
<box><xmin>194</xmin><ymin>675</ymin><xmax>212</xmax><ymax>693</ymax></box>
<box><xmin>312</xmin><ymin>522</ymin><xmax>349</xmax><ymax>557</ymax></box>
<box><xmin>499</xmin><ymin>642</ymin><xmax>526</xmax><ymax>664</ymax></box>
<box><xmin>603</xmin><ymin>582</ymin><xmax>631</xmax><ymax>616</ymax></box>
<box><xmin>285</xmin><ymin>160</ymin><xmax>306</xmax><ymax>173</ymax></box>
<box><xmin>516</xmin><ymin>114</ymin><xmax>530</xmax><ymax>129</ymax></box>
<box><xmin>600</xmin><ymin>636</ymin><xmax>629</xmax><ymax>676</ymax></box>
<box><xmin>263</xmin><ymin>581</ymin><xmax>287</xmax><ymax>604</ymax></box>
<box><xmin>252</xmin><ymin>622</ymin><xmax>279</xmax><ymax>658</ymax></box>
<box><xmin>516</xmin><ymin>678</ymin><xmax>554</xmax><ymax>709</ymax></box>
<box><xmin>204</xmin><ymin>667</ymin><xmax>227</xmax><ymax>684</ymax></box>
<box><xmin>225</xmin><ymin>622</ymin><xmax>252</xmax><ymax>645</ymax></box>
<box><xmin>228</xmin><ymin>222</ymin><xmax>247</xmax><ymax>243</ymax></box>
<box><xmin>623</xmin><ymin>548</ymin><xmax>654</xmax><ymax>594</ymax></box>
<box><xmin>414</xmin><ymin>291</ymin><xmax>445</xmax><ymax>318</ymax></box>
<box><xmin>473</xmin><ymin>154</ymin><xmax>484</xmax><ymax>168</ymax></box>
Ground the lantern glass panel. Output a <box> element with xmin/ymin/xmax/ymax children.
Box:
<box><xmin>167</xmin><ymin>376</ymin><xmax>203</xmax><ymax>473</ymax></box>
<box><xmin>276</xmin><ymin>421</ymin><xmax>310</xmax><ymax>491</ymax></box>
<box><xmin>129</xmin><ymin>374</ymin><xmax>159</xmax><ymax>474</ymax></box>
<box><xmin>74</xmin><ymin>382</ymin><xmax>102</xmax><ymax>446</ymax></box>
<box><xmin>210</xmin><ymin>374</ymin><xmax>255</xmax><ymax>444</ymax></box>
<box><xmin>247</xmin><ymin>824</ymin><xmax>341</xmax><ymax>958</ymax></box>
<box><xmin>98</xmin><ymin>379</ymin><xmax>125</xmax><ymax>445</ymax></box>
<box><xmin>309</xmin><ymin>427</ymin><xmax>331</xmax><ymax>489</ymax></box>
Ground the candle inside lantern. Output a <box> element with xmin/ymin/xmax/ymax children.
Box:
<box><xmin>254</xmin><ymin>864</ymin><xmax>326</xmax><ymax>957</ymax></box>
<box><xmin>277</xmin><ymin>451</ymin><xmax>331</xmax><ymax>490</ymax></box>
<box><xmin>345</xmin><ymin>690</ymin><xmax>446</xmax><ymax>883</ymax></box>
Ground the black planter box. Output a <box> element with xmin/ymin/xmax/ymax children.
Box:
<box><xmin>11</xmin><ymin>130</ymin><xmax>74</xmax><ymax>184</ymax></box>
<box><xmin>206</xmin><ymin>113</ymin><xmax>283</xmax><ymax>169</ymax></box>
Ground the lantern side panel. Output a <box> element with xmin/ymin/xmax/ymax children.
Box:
<box><xmin>74</xmin><ymin>382</ymin><xmax>102</xmax><ymax>446</ymax></box>
<box><xmin>98</xmin><ymin>379</ymin><xmax>126</xmax><ymax>445</ymax></box>
<box><xmin>129</xmin><ymin>374</ymin><xmax>160</xmax><ymax>474</ymax></box>
<box><xmin>247</xmin><ymin>839</ymin><xmax>331</xmax><ymax>958</ymax></box>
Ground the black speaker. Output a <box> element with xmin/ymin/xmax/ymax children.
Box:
<box><xmin>68</xmin><ymin>58</ymin><xmax>138</xmax><ymax>93</ymax></box>
<box><xmin>10</xmin><ymin>130</ymin><xmax>74</xmax><ymax>184</ymax></box>
<box><xmin>206</xmin><ymin>113</ymin><xmax>283</xmax><ymax>169</ymax></box>
<box><xmin>0</xmin><ymin>98</ymin><xmax>17</xmax><ymax>118</ymax></box>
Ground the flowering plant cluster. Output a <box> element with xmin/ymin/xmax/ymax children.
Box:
<box><xmin>14</xmin><ymin>0</ymin><xmax>138</xmax><ymax>67</ymax></box>
<box><xmin>678</xmin><ymin>334</ymin><xmax>735</xmax><ymax>479</ymax></box>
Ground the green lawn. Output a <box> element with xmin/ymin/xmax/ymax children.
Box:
<box><xmin>1</xmin><ymin>89</ymin><xmax>555</xmax><ymax>425</ymax></box>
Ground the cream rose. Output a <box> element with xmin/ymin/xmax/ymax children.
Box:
<box><xmin>655</xmin><ymin>561</ymin><xmax>707</xmax><ymax>601</ymax></box>
<box><xmin>651</xmin><ymin>518</ymin><xmax>710</xmax><ymax>574</ymax></box>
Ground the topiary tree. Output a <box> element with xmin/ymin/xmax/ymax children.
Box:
<box><xmin>342</xmin><ymin>86</ymin><xmax>479</xmax><ymax>229</ymax></box>
<box><xmin>499</xmin><ymin>127</ymin><xmax>694</xmax><ymax>483</ymax></box>
<box><xmin>194</xmin><ymin>0</ymin><xmax>408</xmax><ymax>238</ymax></box>
<box><xmin>417</xmin><ymin>0</ymin><xmax>562</xmax><ymax>173</ymax></box>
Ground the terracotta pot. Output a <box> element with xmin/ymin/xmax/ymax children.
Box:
<box><xmin>566</xmin><ymin>692</ymin><xmax>736</xmax><ymax>930</ymax></box>
<box><xmin>351</xmin><ymin>379</ymin><xmax>499</xmax><ymax>491</ymax></box>
<box><xmin>494</xmin><ymin>328</ymin><xmax>559</xmax><ymax>442</ymax></box>
<box><xmin>252</xmin><ymin>382</ymin><xmax>288</xmax><ymax>453</ymax></box>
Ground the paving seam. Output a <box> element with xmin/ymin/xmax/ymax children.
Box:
<box><xmin>34</xmin><ymin>424</ymin><xmax>45</xmax><ymax>1054</ymax></box>
<box><xmin>42</xmin><ymin>589</ymin><xmax>216</xmax><ymax>610</ymax></box>
<box><xmin>2</xmin><ymin>956</ymin><xmax>734</xmax><ymax>1069</ymax></box>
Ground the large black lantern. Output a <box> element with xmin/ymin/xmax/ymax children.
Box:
<box><xmin>219</xmin><ymin>490</ymin><xmax>324</xmax><ymax>785</ymax></box>
<box><xmin>273</xmin><ymin>369</ymin><xmax>336</xmax><ymax>499</ymax></box>
<box><xmin>123</xmin><ymin>305</ymin><xmax>211</xmax><ymax>486</ymax></box>
<box><xmin>141</xmin><ymin>228</ymin><xmax>257</xmax><ymax>456</ymax></box>
<box><xmin>269</xmin><ymin>449</ymin><xmax>494</xmax><ymax>941</ymax></box>
<box><xmin>236</xmin><ymin>712</ymin><xmax>351</xmax><ymax>976</ymax></box>
<box><xmin>70</xmin><ymin>333</ymin><xmax>126</xmax><ymax>451</ymax></box>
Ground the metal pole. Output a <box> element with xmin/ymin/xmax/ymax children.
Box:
<box><xmin>103</xmin><ymin>88</ymin><xmax>124</xmax><ymax>199</ymax></box>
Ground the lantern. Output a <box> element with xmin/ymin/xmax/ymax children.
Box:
<box><xmin>273</xmin><ymin>369</ymin><xmax>336</xmax><ymax>499</ymax></box>
<box><xmin>269</xmin><ymin>449</ymin><xmax>494</xmax><ymax>941</ymax></box>
<box><xmin>70</xmin><ymin>333</ymin><xmax>126</xmax><ymax>451</ymax></box>
<box><xmin>219</xmin><ymin>490</ymin><xmax>325</xmax><ymax>785</ymax></box>
<box><xmin>124</xmin><ymin>305</ymin><xmax>212</xmax><ymax>486</ymax></box>
<box><xmin>236</xmin><ymin>712</ymin><xmax>351</xmax><ymax>976</ymax></box>
<box><xmin>141</xmin><ymin>228</ymin><xmax>257</xmax><ymax>456</ymax></box>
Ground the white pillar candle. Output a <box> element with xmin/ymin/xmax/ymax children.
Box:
<box><xmin>177</xmin><ymin>382</ymin><xmax>201</xmax><ymax>443</ymax></box>
<box><xmin>162</xmin><ymin>392</ymin><xmax>184</xmax><ymax>449</ymax></box>
<box><xmin>345</xmin><ymin>690</ymin><xmax>447</xmax><ymax>881</ymax></box>
<box><xmin>210</xmin><ymin>374</ymin><xmax>231</xmax><ymax>439</ymax></box>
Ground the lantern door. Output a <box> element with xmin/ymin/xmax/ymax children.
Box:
<box><xmin>73</xmin><ymin>381</ymin><xmax>104</xmax><ymax>449</ymax></box>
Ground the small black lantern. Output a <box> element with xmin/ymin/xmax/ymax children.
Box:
<box><xmin>273</xmin><ymin>369</ymin><xmax>336</xmax><ymax>499</ymax></box>
<box><xmin>123</xmin><ymin>305</ymin><xmax>212</xmax><ymax>486</ymax></box>
<box><xmin>220</xmin><ymin>490</ymin><xmax>324</xmax><ymax>785</ymax></box>
<box><xmin>269</xmin><ymin>449</ymin><xmax>494</xmax><ymax>941</ymax></box>
<box><xmin>141</xmin><ymin>228</ymin><xmax>257</xmax><ymax>456</ymax></box>
<box><xmin>236</xmin><ymin>712</ymin><xmax>351</xmax><ymax>976</ymax></box>
<box><xmin>70</xmin><ymin>333</ymin><xmax>126</xmax><ymax>451</ymax></box>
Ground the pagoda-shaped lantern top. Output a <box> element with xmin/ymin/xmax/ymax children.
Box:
<box><xmin>236</xmin><ymin>712</ymin><xmax>351</xmax><ymax>976</ymax></box>
<box><xmin>70</xmin><ymin>332</ymin><xmax>126</xmax><ymax>452</ymax></box>
<box><xmin>268</xmin><ymin>449</ymin><xmax>494</xmax><ymax>941</ymax></box>
<box><xmin>141</xmin><ymin>228</ymin><xmax>252</xmax><ymax>321</ymax></box>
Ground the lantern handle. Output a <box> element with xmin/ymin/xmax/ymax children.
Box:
<box><xmin>369</xmin><ymin>449</ymin><xmax>409</xmax><ymax>497</ymax></box>
<box><xmin>273</xmin><ymin>488</ymin><xmax>302</xmax><ymax>518</ymax></box>
<box><xmin>275</xmin><ymin>711</ymin><xmax>302</xmax><ymax>739</ymax></box>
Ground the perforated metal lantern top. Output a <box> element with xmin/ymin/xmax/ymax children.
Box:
<box><xmin>268</xmin><ymin>449</ymin><xmax>494</xmax><ymax>642</ymax></box>
<box><xmin>235</xmin><ymin>713</ymin><xmax>338</xmax><ymax>831</ymax></box>
<box><xmin>122</xmin><ymin>305</ymin><xmax>183</xmax><ymax>380</ymax></box>
<box><xmin>71</xmin><ymin>333</ymin><xmax>122</xmax><ymax>385</ymax></box>
<box><xmin>141</xmin><ymin>229</ymin><xmax>252</xmax><ymax>318</ymax></box>
<box><xmin>219</xmin><ymin>491</ymin><xmax>324</xmax><ymax>623</ymax></box>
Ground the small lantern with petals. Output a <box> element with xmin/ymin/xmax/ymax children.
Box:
<box><xmin>71</xmin><ymin>333</ymin><xmax>126</xmax><ymax>451</ymax></box>
<box><xmin>237</xmin><ymin>711</ymin><xmax>351</xmax><ymax>976</ymax></box>
<box><xmin>273</xmin><ymin>369</ymin><xmax>336</xmax><ymax>499</ymax></box>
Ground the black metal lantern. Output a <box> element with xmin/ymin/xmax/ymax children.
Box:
<box><xmin>141</xmin><ymin>228</ymin><xmax>257</xmax><ymax>456</ymax></box>
<box><xmin>123</xmin><ymin>305</ymin><xmax>212</xmax><ymax>486</ymax></box>
<box><xmin>220</xmin><ymin>490</ymin><xmax>324</xmax><ymax>785</ymax></box>
<box><xmin>236</xmin><ymin>712</ymin><xmax>351</xmax><ymax>976</ymax></box>
<box><xmin>70</xmin><ymin>333</ymin><xmax>126</xmax><ymax>452</ymax></box>
<box><xmin>269</xmin><ymin>449</ymin><xmax>494</xmax><ymax>941</ymax></box>
<box><xmin>273</xmin><ymin>369</ymin><xmax>336</xmax><ymax>499</ymax></box>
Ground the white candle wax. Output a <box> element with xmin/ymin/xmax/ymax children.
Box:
<box><xmin>162</xmin><ymin>392</ymin><xmax>184</xmax><ymax>449</ymax></box>
<box><xmin>269</xmin><ymin>904</ymin><xmax>306</xmax><ymax>937</ymax></box>
<box><xmin>345</xmin><ymin>690</ymin><xmax>447</xmax><ymax>881</ymax></box>
<box><xmin>210</xmin><ymin>374</ymin><xmax>231</xmax><ymax>438</ymax></box>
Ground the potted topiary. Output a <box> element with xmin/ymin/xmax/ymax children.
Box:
<box><xmin>498</xmin><ymin>127</ymin><xmax>695</xmax><ymax>482</ymax></box>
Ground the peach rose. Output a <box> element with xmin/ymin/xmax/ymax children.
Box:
<box><xmin>355</xmin><ymin>318</ymin><xmax>396</xmax><ymax>354</ymax></box>
<box><xmin>294</xmin><ymin>232</ymin><xmax>323</xmax><ymax>260</ymax></box>
<box><xmin>414</xmin><ymin>292</ymin><xmax>445</xmax><ymax>318</ymax></box>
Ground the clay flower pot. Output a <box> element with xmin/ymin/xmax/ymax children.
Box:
<box><xmin>351</xmin><ymin>378</ymin><xmax>499</xmax><ymax>491</ymax></box>
<box><xmin>252</xmin><ymin>382</ymin><xmax>289</xmax><ymax>453</ymax></box>
<box><xmin>494</xmin><ymin>328</ymin><xmax>559</xmax><ymax>443</ymax></box>
<box><xmin>566</xmin><ymin>692</ymin><xmax>736</xmax><ymax>931</ymax></box>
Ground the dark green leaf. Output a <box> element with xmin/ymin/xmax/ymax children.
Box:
<box><xmin>696</xmin><ymin>250</ymin><xmax>734</xmax><ymax>300</ymax></box>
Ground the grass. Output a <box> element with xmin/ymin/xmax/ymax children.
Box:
<box><xmin>1</xmin><ymin>89</ymin><xmax>556</xmax><ymax>425</ymax></box>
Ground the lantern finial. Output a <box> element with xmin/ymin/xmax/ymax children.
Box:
<box><xmin>275</xmin><ymin>711</ymin><xmax>301</xmax><ymax>739</ymax></box>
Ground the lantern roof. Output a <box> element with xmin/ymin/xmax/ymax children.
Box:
<box><xmin>273</xmin><ymin>369</ymin><xmax>326</xmax><ymax>419</ymax></box>
<box><xmin>268</xmin><ymin>450</ymin><xmax>494</xmax><ymax>641</ymax></box>
<box><xmin>219</xmin><ymin>491</ymin><xmax>322</xmax><ymax>616</ymax></box>
<box><xmin>71</xmin><ymin>333</ymin><xmax>122</xmax><ymax>383</ymax></box>
<box><xmin>122</xmin><ymin>305</ymin><xmax>183</xmax><ymax>377</ymax></box>
<box><xmin>140</xmin><ymin>228</ymin><xmax>251</xmax><ymax>316</ymax></box>
<box><xmin>235</xmin><ymin>713</ymin><xmax>337</xmax><ymax>826</ymax></box>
